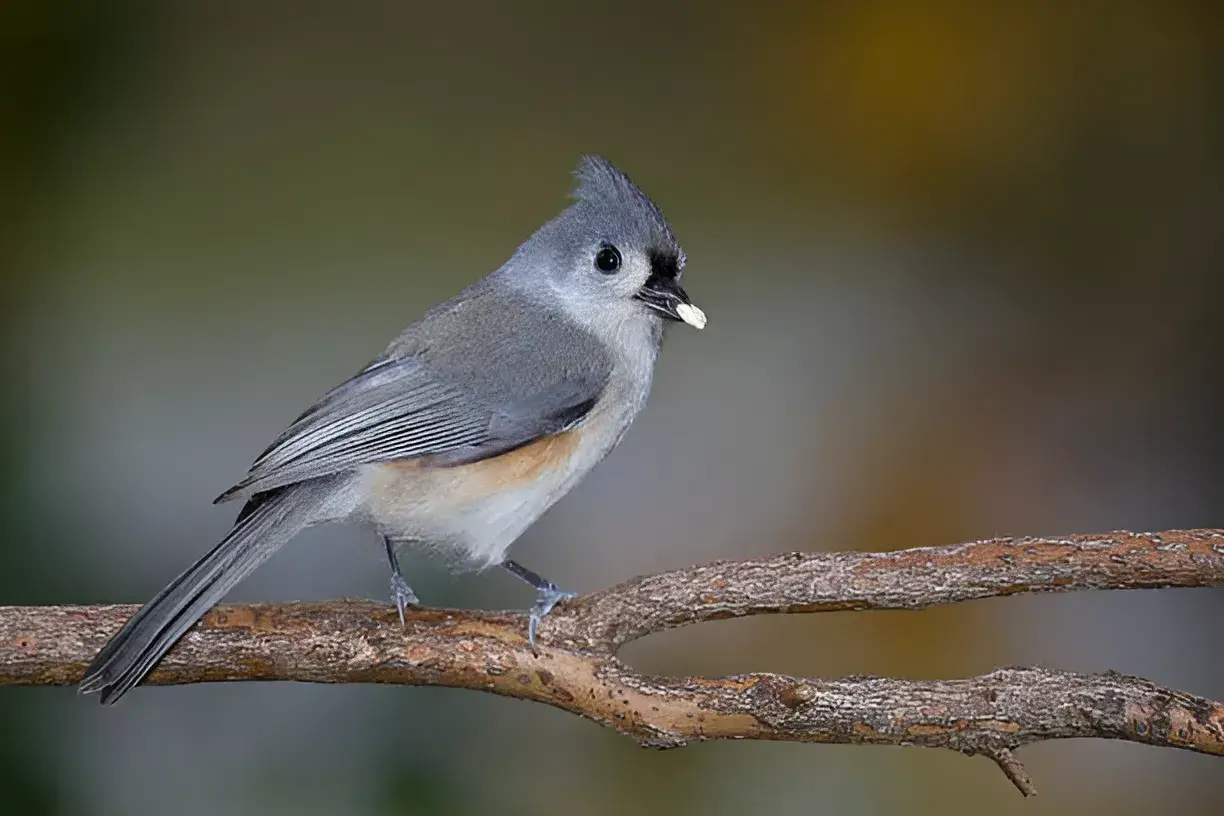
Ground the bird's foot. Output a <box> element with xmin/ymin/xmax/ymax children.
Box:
<box><xmin>528</xmin><ymin>586</ymin><xmax>577</xmax><ymax>646</ymax></box>
<box><xmin>389</xmin><ymin>573</ymin><xmax>419</xmax><ymax>627</ymax></box>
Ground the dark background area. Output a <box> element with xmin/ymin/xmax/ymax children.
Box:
<box><xmin>2</xmin><ymin>2</ymin><xmax>1222</xmax><ymax>813</ymax></box>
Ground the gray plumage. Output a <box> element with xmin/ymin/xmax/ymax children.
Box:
<box><xmin>80</xmin><ymin>155</ymin><xmax>703</xmax><ymax>704</ymax></box>
<box><xmin>215</xmin><ymin>290</ymin><xmax>614</xmax><ymax>500</ymax></box>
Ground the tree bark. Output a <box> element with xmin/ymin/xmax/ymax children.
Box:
<box><xmin>4</xmin><ymin>528</ymin><xmax>1224</xmax><ymax>796</ymax></box>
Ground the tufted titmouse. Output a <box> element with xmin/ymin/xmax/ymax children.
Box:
<box><xmin>79</xmin><ymin>156</ymin><xmax>705</xmax><ymax>704</ymax></box>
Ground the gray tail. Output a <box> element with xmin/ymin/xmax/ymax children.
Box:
<box><xmin>79</xmin><ymin>485</ymin><xmax>315</xmax><ymax>704</ymax></box>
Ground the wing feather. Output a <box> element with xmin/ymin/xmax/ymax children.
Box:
<box><xmin>214</xmin><ymin>354</ymin><xmax>606</xmax><ymax>503</ymax></box>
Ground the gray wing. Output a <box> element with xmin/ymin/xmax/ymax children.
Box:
<box><xmin>214</xmin><ymin>291</ymin><xmax>612</xmax><ymax>503</ymax></box>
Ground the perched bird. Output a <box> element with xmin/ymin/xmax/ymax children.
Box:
<box><xmin>80</xmin><ymin>155</ymin><xmax>705</xmax><ymax>704</ymax></box>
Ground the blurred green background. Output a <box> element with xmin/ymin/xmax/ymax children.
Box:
<box><xmin>3</xmin><ymin>1</ymin><xmax>1222</xmax><ymax>814</ymax></box>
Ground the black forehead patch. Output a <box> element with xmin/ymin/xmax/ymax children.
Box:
<box><xmin>648</xmin><ymin>248</ymin><xmax>682</xmax><ymax>281</ymax></box>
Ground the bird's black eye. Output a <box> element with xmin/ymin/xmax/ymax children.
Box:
<box><xmin>594</xmin><ymin>245</ymin><xmax>622</xmax><ymax>274</ymax></box>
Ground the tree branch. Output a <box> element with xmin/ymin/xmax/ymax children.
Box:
<box><xmin>4</xmin><ymin>528</ymin><xmax>1224</xmax><ymax>796</ymax></box>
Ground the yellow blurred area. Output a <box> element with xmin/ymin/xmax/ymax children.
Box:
<box><xmin>758</xmin><ymin>2</ymin><xmax>1214</xmax><ymax>216</ymax></box>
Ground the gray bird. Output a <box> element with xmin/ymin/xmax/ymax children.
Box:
<box><xmin>79</xmin><ymin>155</ymin><xmax>705</xmax><ymax>704</ymax></box>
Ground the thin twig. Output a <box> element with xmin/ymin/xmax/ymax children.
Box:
<box><xmin>991</xmin><ymin>749</ymin><xmax>1037</xmax><ymax>797</ymax></box>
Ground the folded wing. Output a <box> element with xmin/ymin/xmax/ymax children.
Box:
<box><xmin>214</xmin><ymin>354</ymin><xmax>607</xmax><ymax>503</ymax></box>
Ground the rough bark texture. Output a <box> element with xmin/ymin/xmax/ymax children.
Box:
<box><xmin>4</xmin><ymin>528</ymin><xmax>1224</xmax><ymax>796</ymax></box>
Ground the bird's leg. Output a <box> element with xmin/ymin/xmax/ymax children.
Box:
<box><xmin>501</xmin><ymin>559</ymin><xmax>576</xmax><ymax>646</ymax></box>
<box><xmin>382</xmin><ymin>535</ymin><xmax>419</xmax><ymax>626</ymax></box>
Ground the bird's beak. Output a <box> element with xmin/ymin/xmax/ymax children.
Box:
<box><xmin>635</xmin><ymin>275</ymin><xmax>706</xmax><ymax>329</ymax></box>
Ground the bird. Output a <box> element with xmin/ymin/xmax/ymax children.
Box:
<box><xmin>79</xmin><ymin>155</ymin><xmax>705</xmax><ymax>704</ymax></box>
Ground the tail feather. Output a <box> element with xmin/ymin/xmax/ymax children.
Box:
<box><xmin>80</xmin><ymin>486</ymin><xmax>314</xmax><ymax>704</ymax></box>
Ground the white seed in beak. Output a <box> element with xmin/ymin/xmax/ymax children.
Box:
<box><xmin>675</xmin><ymin>302</ymin><xmax>707</xmax><ymax>330</ymax></box>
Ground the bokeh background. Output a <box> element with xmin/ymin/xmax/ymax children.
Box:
<box><xmin>3</xmin><ymin>1</ymin><xmax>1223</xmax><ymax>814</ymax></box>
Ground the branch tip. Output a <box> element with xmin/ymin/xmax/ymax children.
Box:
<box><xmin>990</xmin><ymin>748</ymin><xmax>1037</xmax><ymax>797</ymax></box>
